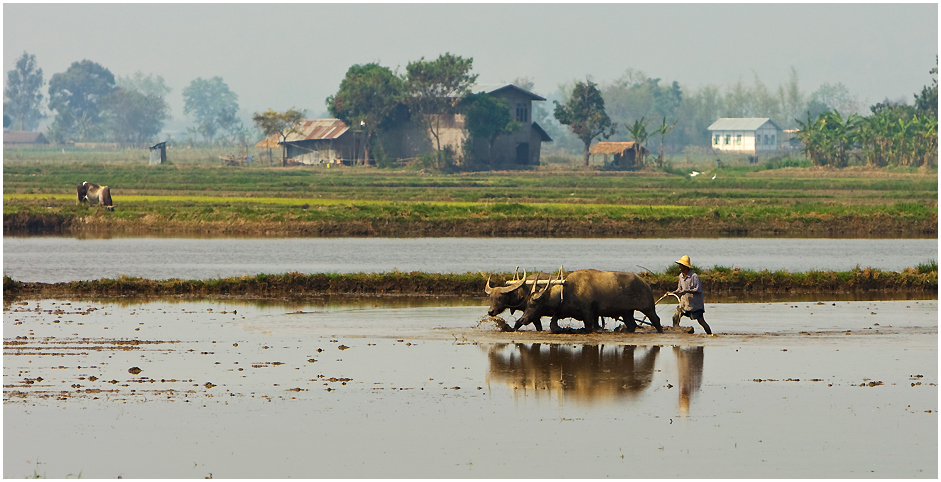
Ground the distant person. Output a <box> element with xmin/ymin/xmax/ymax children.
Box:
<box><xmin>670</xmin><ymin>255</ymin><xmax>712</xmax><ymax>334</ymax></box>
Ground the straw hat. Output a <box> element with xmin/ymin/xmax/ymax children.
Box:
<box><xmin>675</xmin><ymin>255</ymin><xmax>692</xmax><ymax>268</ymax></box>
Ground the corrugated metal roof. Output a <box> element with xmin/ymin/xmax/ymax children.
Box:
<box><xmin>707</xmin><ymin>118</ymin><xmax>780</xmax><ymax>131</ymax></box>
<box><xmin>284</xmin><ymin>119</ymin><xmax>350</xmax><ymax>142</ymax></box>
<box><xmin>589</xmin><ymin>141</ymin><xmax>645</xmax><ymax>155</ymax></box>
<box><xmin>255</xmin><ymin>119</ymin><xmax>351</xmax><ymax>147</ymax></box>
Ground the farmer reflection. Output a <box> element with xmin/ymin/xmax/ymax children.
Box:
<box><xmin>674</xmin><ymin>345</ymin><xmax>704</xmax><ymax>415</ymax></box>
<box><xmin>486</xmin><ymin>343</ymin><xmax>659</xmax><ymax>403</ymax></box>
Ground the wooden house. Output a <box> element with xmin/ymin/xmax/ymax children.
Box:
<box><xmin>380</xmin><ymin>83</ymin><xmax>552</xmax><ymax>166</ymax></box>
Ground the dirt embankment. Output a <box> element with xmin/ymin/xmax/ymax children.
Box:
<box><xmin>4</xmin><ymin>269</ymin><xmax>936</xmax><ymax>300</ymax></box>
<box><xmin>4</xmin><ymin>212</ymin><xmax>937</xmax><ymax>238</ymax></box>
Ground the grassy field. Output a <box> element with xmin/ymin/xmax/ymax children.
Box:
<box><xmin>4</xmin><ymin>262</ymin><xmax>936</xmax><ymax>300</ymax></box>
<box><xmin>3</xmin><ymin>147</ymin><xmax>937</xmax><ymax>237</ymax></box>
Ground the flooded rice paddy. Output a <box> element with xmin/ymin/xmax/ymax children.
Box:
<box><xmin>4</xmin><ymin>296</ymin><xmax>937</xmax><ymax>478</ymax></box>
<box><xmin>4</xmin><ymin>236</ymin><xmax>938</xmax><ymax>282</ymax></box>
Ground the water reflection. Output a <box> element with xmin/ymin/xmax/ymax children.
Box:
<box><xmin>487</xmin><ymin>343</ymin><xmax>707</xmax><ymax>412</ymax></box>
<box><xmin>674</xmin><ymin>346</ymin><xmax>704</xmax><ymax>415</ymax></box>
<box><xmin>487</xmin><ymin>343</ymin><xmax>660</xmax><ymax>403</ymax></box>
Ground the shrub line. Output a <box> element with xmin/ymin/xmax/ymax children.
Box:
<box><xmin>4</xmin><ymin>266</ymin><xmax>936</xmax><ymax>299</ymax></box>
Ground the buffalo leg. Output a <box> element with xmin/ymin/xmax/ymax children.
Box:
<box><xmin>513</xmin><ymin>318</ymin><xmax>544</xmax><ymax>332</ymax></box>
<box><xmin>619</xmin><ymin>315</ymin><xmax>637</xmax><ymax>333</ymax></box>
<box><xmin>641</xmin><ymin>307</ymin><xmax>664</xmax><ymax>333</ymax></box>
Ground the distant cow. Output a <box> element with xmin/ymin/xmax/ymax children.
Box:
<box><xmin>77</xmin><ymin>181</ymin><xmax>114</xmax><ymax>211</ymax></box>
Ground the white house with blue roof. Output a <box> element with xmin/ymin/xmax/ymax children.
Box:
<box><xmin>707</xmin><ymin>118</ymin><xmax>781</xmax><ymax>153</ymax></box>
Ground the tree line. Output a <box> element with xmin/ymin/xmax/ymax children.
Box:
<box><xmin>5</xmin><ymin>49</ymin><xmax>937</xmax><ymax>169</ymax></box>
<box><xmin>3</xmin><ymin>52</ymin><xmax>246</xmax><ymax>147</ymax></box>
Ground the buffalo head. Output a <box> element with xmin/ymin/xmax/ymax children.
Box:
<box><xmin>485</xmin><ymin>270</ymin><xmax>529</xmax><ymax>317</ymax></box>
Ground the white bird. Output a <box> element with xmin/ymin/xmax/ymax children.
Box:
<box><xmin>689</xmin><ymin>171</ymin><xmax>700</xmax><ymax>177</ymax></box>
<box><xmin>712</xmin><ymin>173</ymin><xmax>717</xmax><ymax>180</ymax></box>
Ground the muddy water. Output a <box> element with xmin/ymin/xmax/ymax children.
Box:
<box><xmin>4</xmin><ymin>298</ymin><xmax>937</xmax><ymax>478</ymax></box>
<box><xmin>4</xmin><ymin>236</ymin><xmax>937</xmax><ymax>282</ymax></box>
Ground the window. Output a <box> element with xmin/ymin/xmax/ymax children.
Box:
<box><xmin>736</xmin><ymin>134</ymin><xmax>742</xmax><ymax>145</ymax></box>
<box><xmin>771</xmin><ymin>134</ymin><xmax>775</xmax><ymax>146</ymax></box>
<box><xmin>764</xmin><ymin>134</ymin><xmax>769</xmax><ymax>145</ymax></box>
<box><xmin>713</xmin><ymin>134</ymin><xmax>720</xmax><ymax>146</ymax></box>
<box><xmin>725</xmin><ymin>135</ymin><xmax>731</xmax><ymax>145</ymax></box>
<box><xmin>516</xmin><ymin>103</ymin><xmax>529</xmax><ymax>122</ymax></box>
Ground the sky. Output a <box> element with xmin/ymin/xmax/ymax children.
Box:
<box><xmin>3</xmin><ymin>3</ymin><xmax>938</xmax><ymax>134</ymax></box>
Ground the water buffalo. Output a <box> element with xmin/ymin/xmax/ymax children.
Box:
<box><xmin>485</xmin><ymin>270</ymin><xmax>552</xmax><ymax>331</ymax></box>
<box><xmin>514</xmin><ymin>269</ymin><xmax>663</xmax><ymax>334</ymax></box>
<box><xmin>77</xmin><ymin>181</ymin><xmax>114</xmax><ymax>211</ymax></box>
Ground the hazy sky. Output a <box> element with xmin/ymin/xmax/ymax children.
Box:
<box><xmin>4</xmin><ymin>3</ymin><xmax>938</xmax><ymax>132</ymax></box>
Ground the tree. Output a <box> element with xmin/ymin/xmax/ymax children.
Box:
<box><xmin>778</xmin><ymin>67</ymin><xmax>805</xmax><ymax>129</ymax></box>
<box><xmin>182</xmin><ymin>76</ymin><xmax>239</xmax><ymax>144</ymax></box>
<box><xmin>327</xmin><ymin>63</ymin><xmax>405</xmax><ymax>165</ymax></box>
<box><xmin>48</xmin><ymin>59</ymin><xmax>115</xmax><ymax>141</ymax></box>
<box><xmin>252</xmin><ymin>108</ymin><xmax>306</xmax><ymax>166</ymax></box>
<box><xmin>624</xmin><ymin>117</ymin><xmax>651</xmax><ymax>168</ymax></box>
<box><xmin>461</xmin><ymin>92</ymin><xmax>521</xmax><ymax>165</ymax></box>
<box><xmin>915</xmin><ymin>56</ymin><xmax>938</xmax><ymax>118</ymax></box>
<box><xmin>553</xmin><ymin>79</ymin><xmax>615</xmax><ymax>166</ymax></box>
<box><xmin>117</xmin><ymin>71</ymin><xmax>171</xmax><ymax>98</ymax></box>
<box><xmin>100</xmin><ymin>87</ymin><xmax>170</xmax><ymax>146</ymax></box>
<box><xmin>4</xmin><ymin>51</ymin><xmax>45</xmax><ymax>131</ymax></box>
<box><xmin>405</xmin><ymin>53</ymin><xmax>478</xmax><ymax>167</ymax></box>
<box><xmin>794</xmin><ymin>109</ymin><xmax>857</xmax><ymax>167</ymax></box>
<box><xmin>654</xmin><ymin>116</ymin><xmax>678</xmax><ymax>167</ymax></box>
<box><xmin>807</xmin><ymin>82</ymin><xmax>861</xmax><ymax>119</ymax></box>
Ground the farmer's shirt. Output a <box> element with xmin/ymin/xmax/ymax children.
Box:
<box><xmin>677</xmin><ymin>272</ymin><xmax>704</xmax><ymax>312</ymax></box>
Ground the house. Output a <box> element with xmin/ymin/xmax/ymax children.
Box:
<box><xmin>588</xmin><ymin>142</ymin><xmax>648</xmax><ymax>169</ymax></box>
<box><xmin>254</xmin><ymin>84</ymin><xmax>552</xmax><ymax>167</ymax></box>
<box><xmin>707</xmin><ymin>118</ymin><xmax>780</xmax><ymax>153</ymax></box>
<box><xmin>3</xmin><ymin>130</ymin><xmax>48</xmax><ymax>145</ymax></box>
<box><xmin>382</xmin><ymin>83</ymin><xmax>552</xmax><ymax>166</ymax></box>
<box><xmin>473</xmin><ymin>84</ymin><xmax>553</xmax><ymax>165</ymax></box>
<box><xmin>255</xmin><ymin>119</ymin><xmax>359</xmax><ymax>165</ymax></box>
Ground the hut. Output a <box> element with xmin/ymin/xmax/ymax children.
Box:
<box><xmin>255</xmin><ymin>119</ymin><xmax>359</xmax><ymax>165</ymax></box>
<box><xmin>3</xmin><ymin>130</ymin><xmax>48</xmax><ymax>145</ymax></box>
<box><xmin>149</xmin><ymin>141</ymin><xmax>166</xmax><ymax>165</ymax></box>
<box><xmin>589</xmin><ymin>142</ymin><xmax>648</xmax><ymax>169</ymax></box>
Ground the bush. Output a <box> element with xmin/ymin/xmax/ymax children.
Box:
<box><xmin>916</xmin><ymin>260</ymin><xmax>938</xmax><ymax>274</ymax></box>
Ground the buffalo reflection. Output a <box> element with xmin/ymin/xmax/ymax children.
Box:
<box><xmin>486</xmin><ymin>343</ymin><xmax>660</xmax><ymax>404</ymax></box>
<box><xmin>486</xmin><ymin>343</ymin><xmax>706</xmax><ymax>411</ymax></box>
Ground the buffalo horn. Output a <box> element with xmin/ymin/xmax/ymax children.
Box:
<box><xmin>506</xmin><ymin>269</ymin><xmax>527</xmax><ymax>292</ymax></box>
<box><xmin>485</xmin><ymin>274</ymin><xmax>493</xmax><ymax>295</ymax></box>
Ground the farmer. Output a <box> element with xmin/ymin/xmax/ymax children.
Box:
<box><xmin>670</xmin><ymin>255</ymin><xmax>713</xmax><ymax>335</ymax></box>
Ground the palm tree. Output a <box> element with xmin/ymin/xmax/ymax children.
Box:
<box><xmin>624</xmin><ymin>118</ymin><xmax>650</xmax><ymax>168</ymax></box>
<box><xmin>655</xmin><ymin>116</ymin><xmax>678</xmax><ymax>167</ymax></box>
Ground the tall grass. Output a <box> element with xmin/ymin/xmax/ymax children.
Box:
<box><xmin>5</xmin><ymin>264</ymin><xmax>936</xmax><ymax>299</ymax></box>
